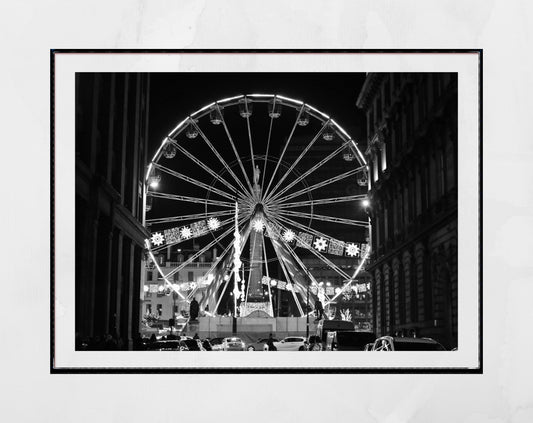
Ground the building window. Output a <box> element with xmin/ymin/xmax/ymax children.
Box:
<box><xmin>373</xmin><ymin>153</ymin><xmax>379</xmax><ymax>182</ymax></box>
<box><xmin>173</xmin><ymin>272</ymin><xmax>180</xmax><ymax>282</ymax></box>
<box><xmin>438</xmin><ymin>149</ymin><xmax>446</xmax><ymax>197</ymax></box>
<box><xmin>380</xmin><ymin>143</ymin><xmax>387</xmax><ymax>172</ymax></box>
<box><xmin>147</xmin><ymin>271</ymin><xmax>153</xmax><ymax>281</ymax></box>
<box><xmin>188</xmin><ymin>271</ymin><xmax>194</xmax><ymax>282</ymax></box>
<box><xmin>403</xmin><ymin>184</ymin><xmax>410</xmax><ymax>227</ymax></box>
<box><xmin>368</xmin><ymin>110</ymin><xmax>374</xmax><ymax>138</ymax></box>
<box><xmin>446</xmin><ymin>141</ymin><xmax>455</xmax><ymax>191</ymax></box>
<box><xmin>376</xmin><ymin>94</ymin><xmax>382</xmax><ymax>123</ymax></box>
<box><xmin>146</xmin><ymin>304</ymin><xmax>152</xmax><ymax>314</ymax></box>
<box><xmin>415</xmin><ymin>169</ymin><xmax>422</xmax><ymax>217</ymax></box>
<box><xmin>157</xmin><ymin>304</ymin><xmax>162</xmax><ymax>316</ymax></box>
<box><xmin>383</xmin><ymin>208</ymin><xmax>389</xmax><ymax>242</ymax></box>
<box><xmin>385</xmin><ymin>78</ymin><xmax>391</xmax><ymax>108</ymax></box>
<box><xmin>429</xmin><ymin>154</ymin><xmax>438</xmax><ymax>205</ymax></box>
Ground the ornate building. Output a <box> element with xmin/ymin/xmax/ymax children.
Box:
<box><xmin>75</xmin><ymin>73</ymin><xmax>150</xmax><ymax>349</ymax></box>
<box><xmin>356</xmin><ymin>73</ymin><xmax>458</xmax><ymax>349</ymax></box>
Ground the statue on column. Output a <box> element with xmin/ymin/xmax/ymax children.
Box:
<box><xmin>253</xmin><ymin>164</ymin><xmax>261</xmax><ymax>187</ymax></box>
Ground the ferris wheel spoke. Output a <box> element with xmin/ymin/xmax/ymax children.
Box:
<box><xmin>243</xmin><ymin>97</ymin><xmax>257</xmax><ymax>183</ymax></box>
<box><xmin>274</xmin><ymin>165</ymin><xmax>366</xmax><ymax>204</ymax></box>
<box><xmin>145</xmin><ymin>249</ymin><xmax>188</xmax><ymax>302</ymax></box>
<box><xmin>162</xmin><ymin>215</ymin><xmax>250</xmax><ymax>280</ymax></box>
<box><xmin>273</xmin><ymin>194</ymin><xmax>367</xmax><ymax>210</ymax></box>
<box><xmin>148</xmin><ymin>192</ymin><xmax>235</xmax><ymax>208</ymax></box>
<box><xmin>267</xmin><ymin>139</ymin><xmax>354</xmax><ymax>204</ymax></box>
<box><xmin>167</xmin><ymin>138</ymin><xmax>242</xmax><ymax>196</ymax></box>
<box><xmin>263</xmin><ymin>124</ymin><xmax>326</xmax><ymax>204</ymax></box>
<box><xmin>262</xmin><ymin>105</ymin><xmax>305</xmax><ymax>200</ymax></box>
<box><xmin>271</xmin><ymin>213</ymin><xmax>335</xmax><ymax>253</ymax></box>
<box><xmin>216</xmin><ymin>104</ymin><xmax>255</xmax><ymax>195</ymax></box>
<box><xmin>325</xmin><ymin>248</ymin><xmax>370</xmax><ymax>306</ymax></box>
<box><xmin>264</xmin><ymin>217</ymin><xmax>320</xmax><ymax>293</ymax></box>
<box><xmin>190</xmin><ymin>119</ymin><xmax>252</xmax><ymax>197</ymax></box>
<box><xmin>278</xmin><ymin>210</ymin><xmax>370</xmax><ymax>228</ymax></box>
<box><xmin>260</xmin><ymin>97</ymin><xmax>276</xmax><ymax>192</ymax></box>
<box><xmin>152</xmin><ymin>163</ymin><xmax>237</xmax><ymax>202</ymax></box>
<box><xmin>270</xmin><ymin>216</ymin><xmax>352</xmax><ymax>282</ymax></box>
<box><xmin>146</xmin><ymin>209</ymin><xmax>234</xmax><ymax>225</ymax></box>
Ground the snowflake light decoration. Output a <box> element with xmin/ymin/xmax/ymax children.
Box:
<box><xmin>252</xmin><ymin>218</ymin><xmax>265</xmax><ymax>232</ymax></box>
<box><xmin>180</xmin><ymin>226</ymin><xmax>192</xmax><ymax>239</ymax></box>
<box><xmin>150</xmin><ymin>232</ymin><xmax>165</xmax><ymax>247</ymax></box>
<box><xmin>345</xmin><ymin>243</ymin><xmax>360</xmax><ymax>257</ymax></box>
<box><xmin>313</xmin><ymin>237</ymin><xmax>328</xmax><ymax>252</ymax></box>
<box><xmin>207</xmin><ymin>217</ymin><xmax>221</xmax><ymax>231</ymax></box>
<box><xmin>282</xmin><ymin>229</ymin><xmax>296</xmax><ymax>242</ymax></box>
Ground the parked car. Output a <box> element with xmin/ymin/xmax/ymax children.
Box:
<box><xmin>222</xmin><ymin>337</ymin><xmax>246</xmax><ymax>351</ymax></box>
<box><xmin>247</xmin><ymin>337</ymin><xmax>278</xmax><ymax>351</ymax></box>
<box><xmin>371</xmin><ymin>336</ymin><xmax>446</xmax><ymax>351</ymax></box>
<box><xmin>202</xmin><ymin>339</ymin><xmax>213</xmax><ymax>351</ymax></box>
<box><xmin>265</xmin><ymin>336</ymin><xmax>307</xmax><ymax>351</ymax></box>
<box><xmin>316</xmin><ymin>319</ymin><xmax>355</xmax><ymax>350</ymax></box>
<box><xmin>328</xmin><ymin>331</ymin><xmax>376</xmax><ymax>351</ymax></box>
<box><xmin>178</xmin><ymin>339</ymin><xmax>206</xmax><ymax>351</ymax></box>
<box><xmin>209</xmin><ymin>337</ymin><xmax>225</xmax><ymax>351</ymax></box>
<box><xmin>146</xmin><ymin>340</ymin><xmax>181</xmax><ymax>351</ymax></box>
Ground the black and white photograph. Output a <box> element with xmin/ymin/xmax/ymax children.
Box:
<box><xmin>5</xmin><ymin>1</ymin><xmax>533</xmax><ymax>421</ymax></box>
<box><xmin>53</xmin><ymin>52</ymin><xmax>479</xmax><ymax>371</ymax></box>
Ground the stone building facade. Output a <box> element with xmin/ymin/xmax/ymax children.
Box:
<box><xmin>356</xmin><ymin>73</ymin><xmax>458</xmax><ymax>349</ymax></box>
<box><xmin>75</xmin><ymin>73</ymin><xmax>150</xmax><ymax>349</ymax></box>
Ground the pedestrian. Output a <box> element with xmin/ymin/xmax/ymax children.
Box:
<box><xmin>315</xmin><ymin>299</ymin><xmax>324</xmax><ymax>321</ymax></box>
<box><xmin>190</xmin><ymin>297</ymin><xmax>200</xmax><ymax>321</ymax></box>
<box><xmin>266</xmin><ymin>333</ymin><xmax>277</xmax><ymax>351</ymax></box>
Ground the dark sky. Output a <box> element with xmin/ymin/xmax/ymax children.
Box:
<box><xmin>148</xmin><ymin>72</ymin><xmax>367</xmax><ymax>151</ymax></box>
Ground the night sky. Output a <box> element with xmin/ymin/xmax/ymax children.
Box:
<box><xmin>148</xmin><ymin>73</ymin><xmax>367</xmax><ymax>150</ymax></box>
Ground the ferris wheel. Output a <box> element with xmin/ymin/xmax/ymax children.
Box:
<box><xmin>143</xmin><ymin>94</ymin><xmax>371</xmax><ymax>318</ymax></box>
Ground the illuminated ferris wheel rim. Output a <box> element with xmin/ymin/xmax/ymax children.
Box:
<box><xmin>143</xmin><ymin>93</ymin><xmax>371</xmax><ymax>312</ymax></box>
<box><xmin>145</xmin><ymin>93</ymin><xmax>367</xmax><ymax>181</ymax></box>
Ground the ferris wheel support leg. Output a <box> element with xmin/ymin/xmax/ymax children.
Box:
<box><xmin>266</xmin><ymin>232</ymin><xmax>305</xmax><ymax>317</ymax></box>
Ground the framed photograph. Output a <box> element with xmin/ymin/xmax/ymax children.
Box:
<box><xmin>51</xmin><ymin>50</ymin><xmax>481</xmax><ymax>372</ymax></box>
